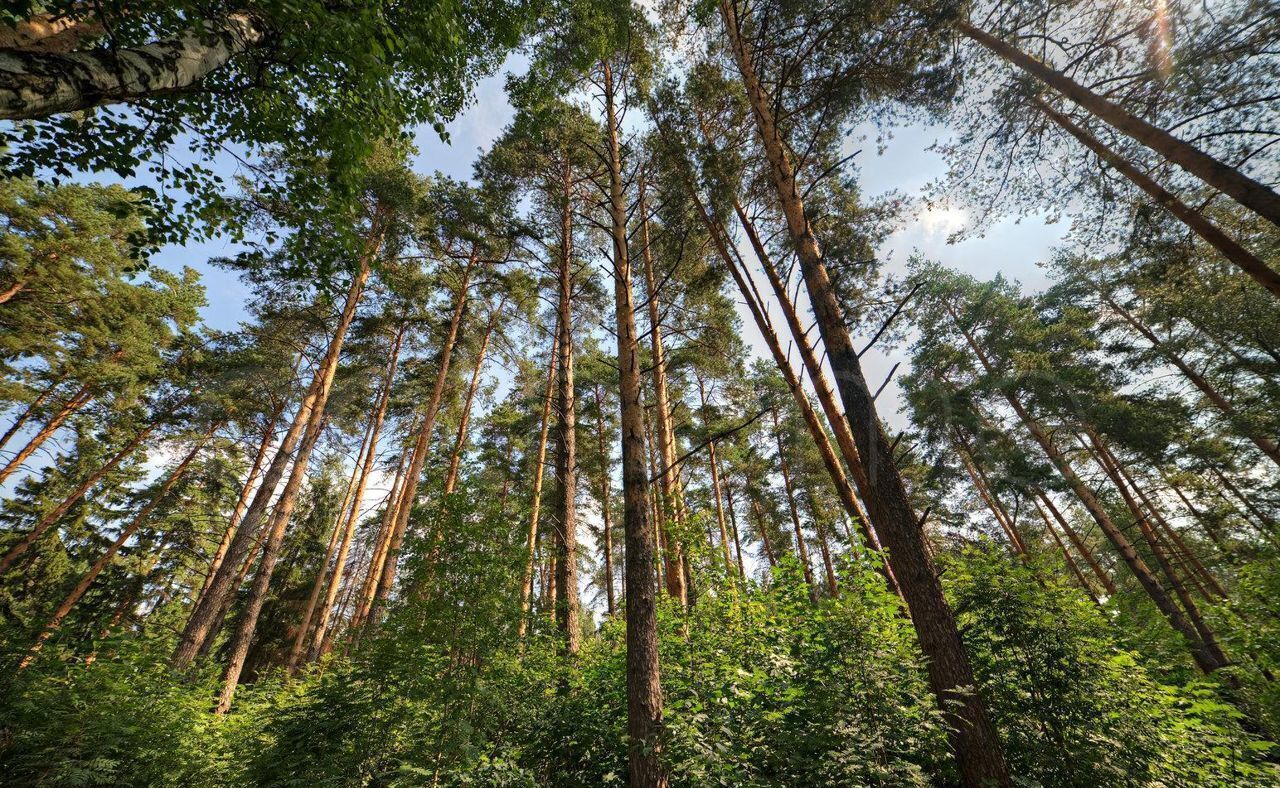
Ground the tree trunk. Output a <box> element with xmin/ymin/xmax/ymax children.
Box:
<box><xmin>519</xmin><ymin>327</ymin><xmax>559</xmax><ymax>638</ymax></box>
<box><xmin>956</xmin><ymin>440</ymin><xmax>1028</xmax><ymax>555</ymax></box>
<box><xmin>959</xmin><ymin>21</ymin><xmax>1280</xmax><ymax>229</ymax></box>
<box><xmin>172</xmin><ymin>234</ymin><xmax>377</xmax><ymax>669</ymax></box>
<box><xmin>0</xmin><ymin>382</ymin><xmax>56</xmax><ymax>454</ymax></box>
<box><xmin>602</xmin><ymin>57</ymin><xmax>666</xmax><ymax>788</ymax></box>
<box><xmin>367</xmin><ymin>255</ymin><xmax>474</xmax><ymax>628</ymax></box>
<box><xmin>0</xmin><ymin>13</ymin><xmax>269</xmax><ymax>120</ymax></box>
<box><xmin>640</xmin><ymin>176</ymin><xmax>687</xmax><ymax>608</ymax></box>
<box><xmin>0</xmin><ymin>399</ymin><xmax>180</xmax><ymax>573</ymax></box>
<box><xmin>197</xmin><ymin>407</ymin><xmax>282</xmax><ymax>608</ymax></box>
<box><xmin>444</xmin><ymin>306</ymin><xmax>500</xmax><ymax>495</ymax></box>
<box><xmin>1035</xmin><ymin>100</ymin><xmax>1279</xmax><ymax>297</ymax></box>
<box><xmin>1106</xmin><ymin>296</ymin><xmax>1280</xmax><ymax>465</ymax></box>
<box><xmin>807</xmin><ymin>490</ymin><xmax>839</xmax><ymax>598</ymax></box>
<box><xmin>773</xmin><ymin>411</ymin><xmax>817</xmax><ymax>601</ymax></box>
<box><xmin>348</xmin><ymin>445</ymin><xmax>408</xmax><ymax>636</ymax></box>
<box><xmin>554</xmin><ymin>166</ymin><xmax>580</xmax><ymax>657</ymax></box>
<box><xmin>215</xmin><ymin>406</ymin><xmax>328</xmax><ymax>714</ymax></box>
<box><xmin>950</xmin><ymin>305</ymin><xmax>1225</xmax><ymax>673</ymax></box>
<box><xmin>724</xmin><ymin>482</ymin><xmax>746</xmax><ymax>580</ymax></box>
<box><xmin>0</xmin><ymin>382</ymin><xmax>92</xmax><ymax>486</ymax></box>
<box><xmin>722</xmin><ymin>5</ymin><xmax>1010</xmax><ymax>778</ymax></box>
<box><xmin>735</xmin><ymin>204</ymin><xmax>884</xmax><ymax>554</ymax></box>
<box><xmin>1034</xmin><ymin>499</ymin><xmax>1101</xmax><ymax>605</ymax></box>
<box><xmin>284</xmin><ymin>413</ymin><xmax>376</xmax><ymax>673</ymax></box>
<box><xmin>19</xmin><ymin>429</ymin><xmax>212</xmax><ymax>669</ymax></box>
<box><xmin>1035</xmin><ymin>490</ymin><xmax>1116</xmax><ymax>595</ymax></box>
<box><xmin>594</xmin><ymin>384</ymin><xmax>617</xmax><ymax>616</ymax></box>
<box><xmin>305</xmin><ymin>324</ymin><xmax>402</xmax><ymax>663</ymax></box>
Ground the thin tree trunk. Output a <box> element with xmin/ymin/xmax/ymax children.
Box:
<box><xmin>594</xmin><ymin>384</ymin><xmax>617</xmax><ymax>616</ymax></box>
<box><xmin>0</xmin><ymin>13</ymin><xmax>269</xmax><ymax>120</ymax></box>
<box><xmin>305</xmin><ymin>325</ymin><xmax>402</xmax><ymax>663</ymax></box>
<box><xmin>215</xmin><ymin>406</ymin><xmax>328</xmax><ymax>714</ymax></box>
<box><xmin>721</xmin><ymin>8</ymin><xmax>998</xmax><ymax>772</ymax></box>
<box><xmin>368</xmin><ymin>255</ymin><xmax>475</xmax><ymax>628</ymax></box>
<box><xmin>602</xmin><ymin>56</ymin><xmax>665</xmax><ymax>788</ymax></box>
<box><xmin>172</xmin><ymin>230</ymin><xmax>378</xmax><ymax>669</ymax></box>
<box><xmin>0</xmin><ymin>382</ymin><xmax>92</xmax><ymax>486</ymax></box>
<box><xmin>956</xmin><ymin>440</ymin><xmax>1028</xmax><ymax>555</ymax></box>
<box><xmin>0</xmin><ymin>399</ymin><xmax>181</xmax><ymax>573</ymax></box>
<box><xmin>19</xmin><ymin>429</ymin><xmax>213</xmax><ymax>668</ymax></box>
<box><xmin>197</xmin><ymin>407</ymin><xmax>282</xmax><ymax>608</ymax></box>
<box><xmin>519</xmin><ymin>327</ymin><xmax>559</xmax><ymax>638</ymax></box>
<box><xmin>959</xmin><ymin>21</ymin><xmax>1280</xmax><ymax>229</ymax></box>
<box><xmin>554</xmin><ymin>166</ymin><xmax>580</xmax><ymax>657</ymax></box>
<box><xmin>444</xmin><ymin>307</ymin><xmax>501</xmax><ymax>495</ymax></box>
<box><xmin>750</xmin><ymin>497</ymin><xmax>777</xmax><ymax>568</ymax></box>
<box><xmin>284</xmin><ymin>412</ymin><xmax>376</xmax><ymax>673</ymax></box>
<box><xmin>1106</xmin><ymin>297</ymin><xmax>1280</xmax><ymax>465</ymax></box>
<box><xmin>807</xmin><ymin>490</ymin><xmax>839</xmax><ymax>598</ymax></box>
<box><xmin>1034</xmin><ymin>499</ymin><xmax>1101</xmax><ymax>605</ymax></box>
<box><xmin>734</xmin><ymin>204</ymin><xmax>884</xmax><ymax>554</ymax></box>
<box><xmin>640</xmin><ymin>176</ymin><xmax>687</xmax><ymax>607</ymax></box>
<box><xmin>1036</xmin><ymin>490</ymin><xmax>1116</xmax><ymax>595</ymax></box>
<box><xmin>950</xmin><ymin>306</ymin><xmax>1223</xmax><ymax>673</ymax></box>
<box><xmin>0</xmin><ymin>382</ymin><xmax>55</xmax><ymax>454</ymax></box>
<box><xmin>724</xmin><ymin>482</ymin><xmax>746</xmax><ymax>580</ymax></box>
<box><xmin>348</xmin><ymin>445</ymin><xmax>408</xmax><ymax>636</ymax></box>
<box><xmin>772</xmin><ymin>411</ymin><xmax>817</xmax><ymax>601</ymax></box>
<box><xmin>1035</xmin><ymin>100</ymin><xmax>1279</xmax><ymax>297</ymax></box>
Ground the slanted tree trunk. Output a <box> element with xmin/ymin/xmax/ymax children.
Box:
<box><xmin>1106</xmin><ymin>296</ymin><xmax>1280</xmax><ymax>464</ymax></box>
<box><xmin>0</xmin><ymin>398</ymin><xmax>184</xmax><ymax>573</ymax></box>
<box><xmin>1035</xmin><ymin>490</ymin><xmax>1116</xmax><ymax>595</ymax></box>
<box><xmin>284</xmin><ymin>414</ymin><xmax>376</xmax><ymax>673</ymax></box>
<box><xmin>958</xmin><ymin>21</ymin><xmax>1280</xmax><ymax>229</ymax></box>
<box><xmin>19</xmin><ymin>428</ymin><xmax>213</xmax><ymax>668</ymax></box>
<box><xmin>719</xmin><ymin>6</ymin><xmax>1010</xmax><ymax>781</ymax></box>
<box><xmin>0</xmin><ymin>13</ymin><xmax>270</xmax><ymax>120</ymax></box>
<box><xmin>601</xmin><ymin>56</ymin><xmax>666</xmax><ymax>788</ymax></box>
<box><xmin>1034</xmin><ymin>499</ymin><xmax>1101</xmax><ymax>605</ymax></box>
<box><xmin>304</xmin><ymin>325</ymin><xmax>402</xmax><ymax>663</ymax></box>
<box><xmin>197</xmin><ymin>406</ymin><xmax>282</xmax><ymax>607</ymax></box>
<box><xmin>348</xmin><ymin>445</ymin><xmax>409</xmax><ymax>637</ymax></box>
<box><xmin>806</xmin><ymin>489</ymin><xmax>839</xmax><ymax>598</ymax></box>
<box><xmin>444</xmin><ymin>306</ymin><xmax>501</xmax><ymax>495</ymax></box>
<box><xmin>172</xmin><ymin>231</ymin><xmax>378</xmax><ymax>669</ymax></box>
<box><xmin>215</xmin><ymin>406</ymin><xmax>328</xmax><ymax>714</ymax></box>
<box><xmin>1034</xmin><ymin>100</ymin><xmax>1279</xmax><ymax>297</ymax></box>
<box><xmin>0</xmin><ymin>382</ymin><xmax>57</xmax><ymax>454</ymax></box>
<box><xmin>0</xmin><ymin>382</ymin><xmax>93</xmax><ymax>486</ymax></box>
<box><xmin>724</xmin><ymin>482</ymin><xmax>746</xmax><ymax>580</ymax></box>
<box><xmin>956</xmin><ymin>439</ymin><xmax>1028</xmax><ymax>555</ymax></box>
<box><xmin>368</xmin><ymin>255</ymin><xmax>474</xmax><ymax>628</ymax></box>
<box><xmin>519</xmin><ymin>328</ymin><xmax>559</xmax><ymax>638</ymax></box>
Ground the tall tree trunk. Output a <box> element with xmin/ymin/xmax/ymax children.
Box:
<box><xmin>305</xmin><ymin>325</ymin><xmax>402</xmax><ymax>662</ymax></box>
<box><xmin>950</xmin><ymin>306</ymin><xmax>1225</xmax><ymax>672</ymax></box>
<box><xmin>0</xmin><ymin>13</ymin><xmax>269</xmax><ymax>120</ymax></box>
<box><xmin>681</xmin><ymin>175</ymin><xmax>897</xmax><ymax>593</ymax></box>
<box><xmin>807</xmin><ymin>489</ymin><xmax>839</xmax><ymax>598</ymax></box>
<box><xmin>734</xmin><ymin>204</ymin><xmax>883</xmax><ymax>554</ymax></box>
<box><xmin>958</xmin><ymin>21</ymin><xmax>1280</xmax><ymax>229</ymax></box>
<box><xmin>640</xmin><ymin>176</ymin><xmax>687</xmax><ymax>608</ymax></box>
<box><xmin>1034</xmin><ymin>500</ymin><xmax>1101</xmax><ymax>605</ymax></box>
<box><xmin>19</xmin><ymin>429</ymin><xmax>213</xmax><ymax>668</ymax></box>
<box><xmin>0</xmin><ymin>399</ymin><xmax>182</xmax><ymax>573</ymax></box>
<box><xmin>444</xmin><ymin>307</ymin><xmax>501</xmax><ymax>495</ymax></box>
<box><xmin>602</xmin><ymin>57</ymin><xmax>666</xmax><ymax>788</ymax></box>
<box><xmin>215</xmin><ymin>405</ymin><xmax>328</xmax><ymax>714</ymax></box>
<box><xmin>1085</xmin><ymin>432</ymin><xmax>1231</xmax><ymax>669</ymax></box>
<box><xmin>1106</xmin><ymin>296</ymin><xmax>1280</xmax><ymax>465</ymax></box>
<box><xmin>724</xmin><ymin>482</ymin><xmax>746</xmax><ymax>580</ymax></box>
<box><xmin>284</xmin><ymin>413</ymin><xmax>376</xmax><ymax>673</ymax></box>
<box><xmin>695</xmin><ymin>376</ymin><xmax>735</xmax><ymax>574</ymax></box>
<box><xmin>348</xmin><ymin>445</ymin><xmax>408</xmax><ymax>636</ymax></box>
<box><xmin>750</xmin><ymin>496</ymin><xmax>778</xmax><ymax>568</ymax></box>
<box><xmin>1035</xmin><ymin>490</ymin><xmax>1116</xmax><ymax>595</ymax></box>
<box><xmin>519</xmin><ymin>328</ymin><xmax>559</xmax><ymax>638</ymax></box>
<box><xmin>956</xmin><ymin>439</ymin><xmax>1028</xmax><ymax>555</ymax></box>
<box><xmin>0</xmin><ymin>382</ymin><xmax>56</xmax><ymax>454</ymax></box>
<box><xmin>728</xmin><ymin>6</ymin><xmax>1013</xmax><ymax>776</ymax></box>
<box><xmin>172</xmin><ymin>234</ymin><xmax>378</xmax><ymax>669</ymax></box>
<box><xmin>1035</xmin><ymin>100</ymin><xmax>1279</xmax><ymax>297</ymax></box>
<box><xmin>367</xmin><ymin>255</ymin><xmax>474</xmax><ymax>628</ymax></box>
<box><xmin>594</xmin><ymin>384</ymin><xmax>617</xmax><ymax>616</ymax></box>
<box><xmin>554</xmin><ymin>168</ymin><xmax>580</xmax><ymax>657</ymax></box>
<box><xmin>0</xmin><ymin>382</ymin><xmax>92</xmax><ymax>486</ymax></box>
<box><xmin>198</xmin><ymin>407</ymin><xmax>282</xmax><ymax>608</ymax></box>
<box><xmin>772</xmin><ymin>411</ymin><xmax>817</xmax><ymax>601</ymax></box>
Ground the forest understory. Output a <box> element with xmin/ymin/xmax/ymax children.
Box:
<box><xmin>1</xmin><ymin>0</ymin><xmax>1278</xmax><ymax>786</ymax></box>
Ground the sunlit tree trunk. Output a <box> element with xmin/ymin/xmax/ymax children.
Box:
<box><xmin>0</xmin><ymin>382</ymin><xmax>93</xmax><ymax>486</ymax></box>
<box><xmin>959</xmin><ymin>21</ymin><xmax>1280</xmax><ymax>230</ymax></box>
<box><xmin>1035</xmin><ymin>490</ymin><xmax>1116</xmax><ymax>595</ymax></box>
<box><xmin>554</xmin><ymin>165</ymin><xmax>580</xmax><ymax>657</ymax></box>
<box><xmin>772</xmin><ymin>410</ymin><xmax>817</xmax><ymax>601</ymax></box>
<box><xmin>444</xmin><ymin>307</ymin><xmax>501</xmax><ymax>495</ymax></box>
<box><xmin>601</xmin><ymin>57</ymin><xmax>666</xmax><ymax>788</ymax></box>
<box><xmin>519</xmin><ymin>328</ymin><xmax>559</xmax><ymax>639</ymax></box>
